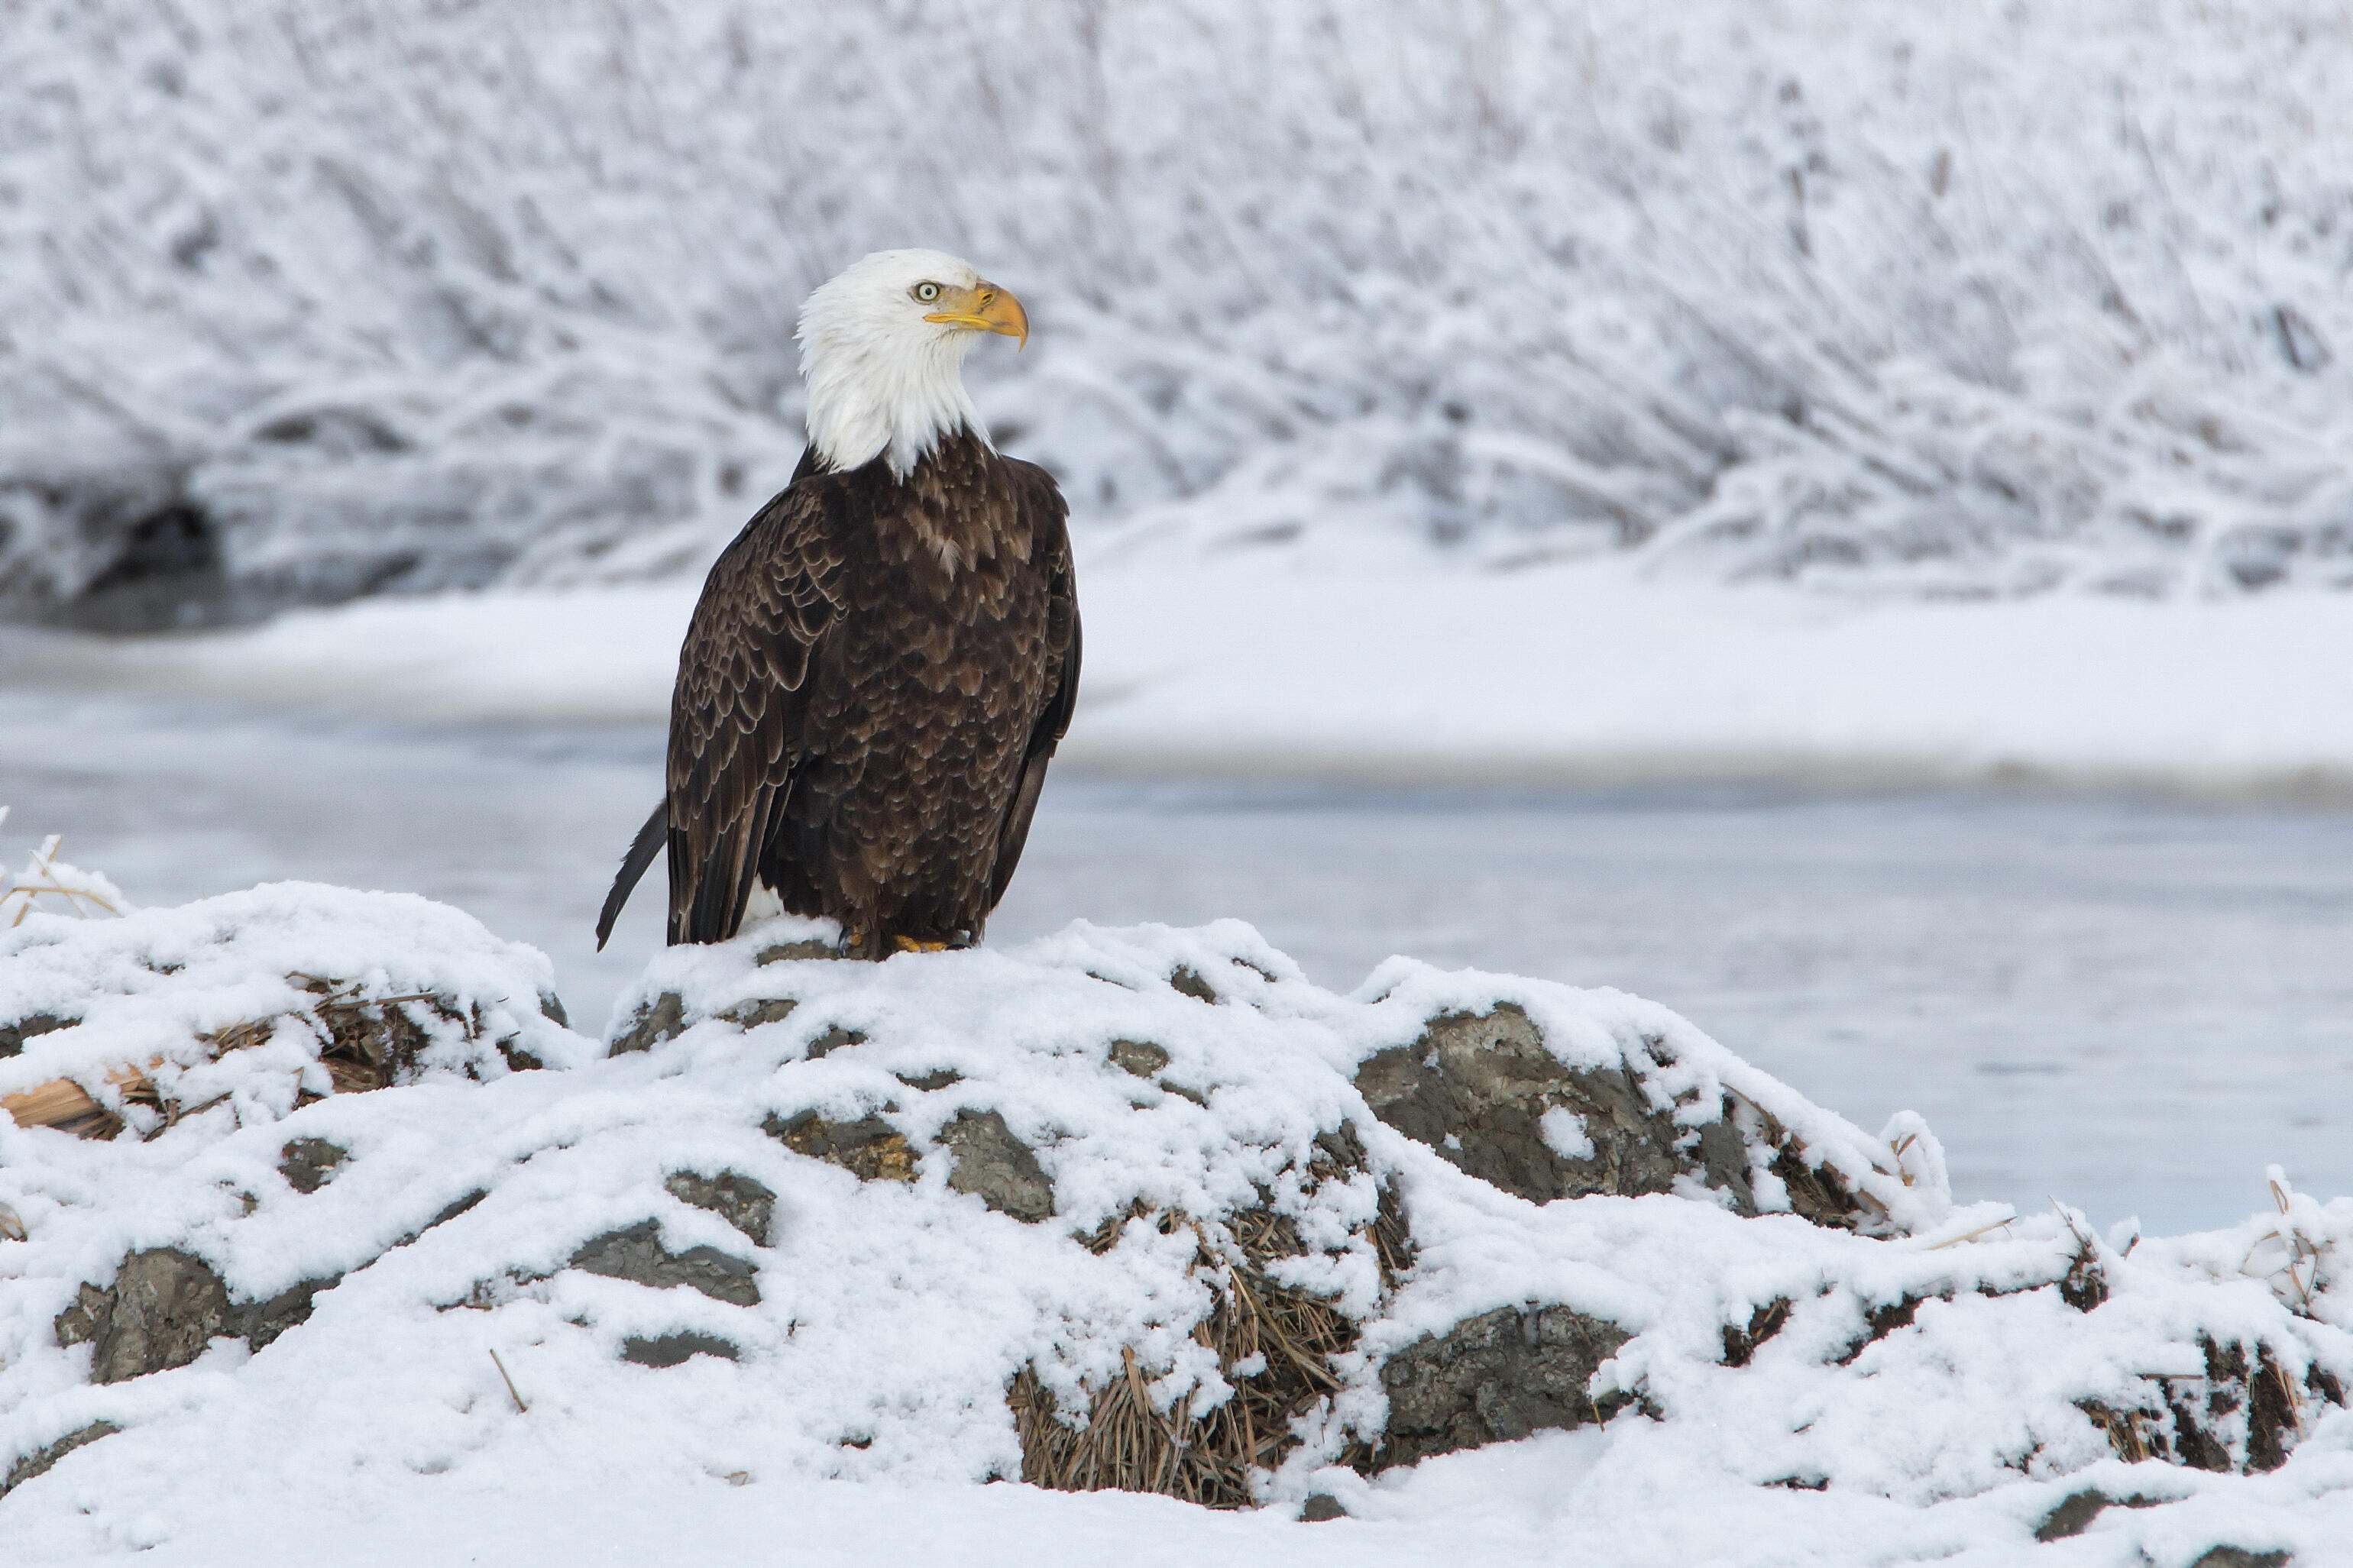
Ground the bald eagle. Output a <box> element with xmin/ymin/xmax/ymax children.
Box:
<box><xmin>595</xmin><ymin>249</ymin><xmax>1079</xmax><ymax>959</ymax></box>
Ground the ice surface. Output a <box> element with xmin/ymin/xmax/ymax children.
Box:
<box><xmin>1</xmin><ymin>886</ymin><xmax>2348</xmax><ymax>1564</ymax></box>
<box><xmin>4</xmin><ymin>690</ymin><xmax>2348</xmax><ymax>1234</ymax></box>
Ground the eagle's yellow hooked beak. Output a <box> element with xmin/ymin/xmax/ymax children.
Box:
<box><xmin>924</xmin><ymin>281</ymin><xmax>1029</xmax><ymax>349</ymax></box>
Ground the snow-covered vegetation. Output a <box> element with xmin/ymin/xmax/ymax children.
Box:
<box><xmin>2</xmin><ymin>884</ymin><xmax>2347</xmax><ymax>1563</ymax></box>
<box><xmin>0</xmin><ymin>811</ymin><xmax>131</xmax><ymax>930</ymax></box>
<box><xmin>8</xmin><ymin>1</ymin><xmax>2353</xmax><ymax>626</ymax></box>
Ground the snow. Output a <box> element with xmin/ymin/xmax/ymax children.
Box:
<box><xmin>8</xmin><ymin>559</ymin><xmax>2351</xmax><ymax>800</ymax></box>
<box><xmin>3</xmin><ymin>884</ymin><xmax>2349</xmax><ymax>1563</ymax></box>
<box><xmin>10</xmin><ymin>1</ymin><xmax>2353</xmax><ymax>620</ymax></box>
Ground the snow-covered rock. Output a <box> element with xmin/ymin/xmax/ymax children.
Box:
<box><xmin>1</xmin><ymin>887</ymin><xmax>2349</xmax><ymax>1564</ymax></box>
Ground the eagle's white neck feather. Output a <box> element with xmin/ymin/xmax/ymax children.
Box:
<box><xmin>797</xmin><ymin>249</ymin><xmax>994</xmax><ymax>480</ymax></box>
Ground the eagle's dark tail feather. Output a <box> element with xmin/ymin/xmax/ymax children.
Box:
<box><xmin>596</xmin><ymin>800</ymin><xmax>668</xmax><ymax>951</ymax></box>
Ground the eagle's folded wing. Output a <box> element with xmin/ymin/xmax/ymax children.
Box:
<box><xmin>667</xmin><ymin>480</ymin><xmax>843</xmax><ymax>945</ymax></box>
<box><xmin>988</xmin><ymin>461</ymin><xmax>1082</xmax><ymax>910</ymax></box>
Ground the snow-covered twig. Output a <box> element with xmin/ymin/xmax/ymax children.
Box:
<box><xmin>0</xmin><ymin>808</ymin><xmax>132</xmax><ymax>927</ymax></box>
<box><xmin>2253</xmin><ymin>1165</ymin><xmax>2325</xmax><ymax>1315</ymax></box>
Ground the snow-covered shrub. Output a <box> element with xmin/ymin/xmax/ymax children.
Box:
<box><xmin>0</xmin><ymin>882</ymin><xmax>583</xmax><ymax>1136</ymax></box>
<box><xmin>7</xmin><ymin>0</ymin><xmax>2353</xmax><ymax>627</ymax></box>
<box><xmin>3</xmin><ymin>889</ymin><xmax>2350</xmax><ymax>1561</ymax></box>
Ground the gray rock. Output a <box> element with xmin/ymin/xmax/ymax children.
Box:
<box><xmin>1169</xmin><ymin>966</ymin><xmax>1219</xmax><ymax>1003</ymax></box>
<box><xmin>2036</xmin><ymin>1489</ymin><xmax>2165</xmax><ymax>1543</ymax></box>
<box><xmin>608</xmin><ymin>991</ymin><xmax>685</xmax><ymax>1055</ymax></box>
<box><xmin>805</xmin><ymin>1026</ymin><xmax>866</xmax><ymax>1059</ymax></box>
<box><xmin>536</xmin><ymin>991</ymin><xmax>569</xmax><ymax>1029</ymax></box>
<box><xmin>279</xmin><ymin>1136</ymin><xmax>349</xmax><ymax>1194</ymax></box>
<box><xmin>895</xmin><ymin>1067</ymin><xmax>962</xmax><ymax>1091</ymax></box>
<box><xmin>570</xmin><ymin>1220</ymin><xmax>760</xmax><ymax>1307</ymax></box>
<box><xmin>85</xmin><ymin>1248</ymin><xmax>235</xmax><ymax>1384</ymax></box>
<box><xmin>765</xmin><ymin>1110</ymin><xmax>918</xmax><ymax>1183</ymax></box>
<box><xmin>1377</xmin><ymin>1303</ymin><xmax>1633</xmax><ymax>1468</ymax></box>
<box><xmin>425</xmin><ymin>1190</ymin><xmax>485</xmax><ymax>1232</ymax></box>
<box><xmin>1354</xmin><ymin>1005</ymin><xmax>1756</xmax><ymax>1210</ymax></box>
<box><xmin>1299</xmin><ymin>1493</ymin><xmax>1348</xmax><ymax>1521</ymax></box>
<box><xmin>622</xmin><ymin>1331</ymin><xmax>740</xmax><ymax>1367</ymax></box>
<box><xmin>0</xmin><ymin>1421</ymin><xmax>118</xmax><ymax>1499</ymax></box>
<box><xmin>718</xmin><ymin>996</ymin><xmax>798</xmax><ymax>1029</ymax></box>
<box><xmin>1108</xmin><ymin>1039</ymin><xmax>1170</xmax><ymax>1078</ymax></box>
<box><xmin>53</xmin><ymin>1283</ymin><xmax>108</xmax><ymax>1348</ymax></box>
<box><xmin>2190</xmin><ymin>1551</ymin><xmax>2290</xmax><ymax>1568</ymax></box>
<box><xmin>238</xmin><ymin>1278</ymin><xmax>335</xmax><ymax>1350</ymax></box>
<box><xmin>664</xmin><ymin>1170</ymin><xmax>777</xmax><ymax>1246</ymax></box>
<box><xmin>1107</xmin><ymin>1039</ymin><xmax>1206</xmax><ymax>1102</ymax></box>
<box><xmin>0</xmin><ymin>1012</ymin><xmax>72</xmax><ymax>1060</ymax></box>
<box><xmin>757</xmin><ymin>936</ymin><xmax>842</xmax><ymax>964</ymax></box>
<box><xmin>58</xmin><ymin>1248</ymin><xmax>344</xmax><ymax>1377</ymax></box>
<box><xmin>941</xmin><ymin>1109</ymin><xmax>1055</xmax><ymax>1223</ymax></box>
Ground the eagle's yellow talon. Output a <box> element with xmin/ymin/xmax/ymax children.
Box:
<box><xmin>891</xmin><ymin>937</ymin><xmax>953</xmax><ymax>954</ymax></box>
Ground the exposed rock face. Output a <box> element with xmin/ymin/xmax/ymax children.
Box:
<box><xmin>942</xmin><ymin>1110</ymin><xmax>1055</xmax><ymax>1222</ymax></box>
<box><xmin>608</xmin><ymin>991</ymin><xmax>685</xmax><ymax>1056</ymax></box>
<box><xmin>765</xmin><ymin>1110</ymin><xmax>918</xmax><ymax>1183</ymax></box>
<box><xmin>55</xmin><ymin>1248</ymin><xmax>342</xmax><ymax>1380</ymax></box>
<box><xmin>1355</xmin><ymin>1004</ymin><xmax>1869</xmax><ymax>1229</ymax></box>
<box><xmin>2036</xmin><ymin>1488</ymin><xmax>2165</xmax><ymax>1542</ymax></box>
<box><xmin>756</xmin><ymin>935</ymin><xmax>842</xmax><ymax>965</ymax></box>
<box><xmin>1169</xmin><ymin>966</ymin><xmax>1219</xmax><ymax>1004</ymax></box>
<box><xmin>241</xmin><ymin>1278</ymin><xmax>337</xmax><ymax>1350</ymax></box>
<box><xmin>664</xmin><ymin>1170</ymin><xmax>776</xmax><ymax>1245</ymax></box>
<box><xmin>607</xmin><ymin>935</ymin><xmax>840</xmax><ymax>1052</ymax></box>
<box><xmin>623</xmin><ymin>1331</ymin><xmax>740</xmax><ymax>1367</ymax></box>
<box><xmin>0</xmin><ymin>1421</ymin><xmax>118</xmax><ymax>1500</ymax></box>
<box><xmin>78</xmin><ymin>1249</ymin><xmax>234</xmax><ymax>1384</ymax></box>
<box><xmin>1355</xmin><ymin>1004</ymin><xmax>1740</xmax><ymax>1205</ymax></box>
<box><xmin>2188</xmin><ymin>1549</ymin><xmax>2290</xmax><ymax>1568</ymax></box>
<box><xmin>279</xmin><ymin>1136</ymin><xmax>349</xmax><ymax>1194</ymax></box>
<box><xmin>1376</xmin><ymin>1303</ymin><xmax>1634</xmax><ymax>1469</ymax></box>
<box><xmin>569</xmin><ymin>1220</ymin><xmax>760</xmax><ymax>1307</ymax></box>
<box><xmin>1107</xmin><ymin>1039</ymin><xmax>1169</xmax><ymax>1078</ymax></box>
<box><xmin>720</xmin><ymin>997</ymin><xmax>800</xmax><ymax>1030</ymax></box>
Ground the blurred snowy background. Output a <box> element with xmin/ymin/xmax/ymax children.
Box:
<box><xmin>3</xmin><ymin>0</ymin><xmax>2349</xmax><ymax>1230</ymax></box>
<box><xmin>8</xmin><ymin>0</ymin><xmax>2353</xmax><ymax>627</ymax></box>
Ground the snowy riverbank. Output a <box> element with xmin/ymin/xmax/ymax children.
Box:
<box><xmin>0</xmin><ymin>886</ymin><xmax>2347</xmax><ymax>1564</ymax></box>
<box><xmin>9</xmin><ymin>563</ymin><xmax>2351</xmax><ymax>802</ymax></box>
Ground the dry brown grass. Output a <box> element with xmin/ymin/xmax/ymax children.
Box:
<box><xmin>1009</xmin><ymin>1134</ymin><xmax>1412</xmax><ymax>1508</ymax></box>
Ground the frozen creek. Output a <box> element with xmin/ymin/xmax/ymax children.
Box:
<box><xmin>5</xmin><ymin>693</ymin><xmax>2348</xmax><ymax>1234</ymax></box>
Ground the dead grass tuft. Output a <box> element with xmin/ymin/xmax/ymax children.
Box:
<box><xmin>1011</xmin><ymin>1134</ymin><xmax>1407</xmax><ymax>1508</ymax></box>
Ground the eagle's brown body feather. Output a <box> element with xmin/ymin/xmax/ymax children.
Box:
<box><xmin>607</xmin><ymin>429</ymin><xmax>1079</xmax><ymax>956</ymax></box>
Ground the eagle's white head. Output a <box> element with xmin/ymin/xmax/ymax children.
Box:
<box><xmin>796</xmin><ymin>248</ymin><xmax>1030</xmax><ymax>480</ymax></box>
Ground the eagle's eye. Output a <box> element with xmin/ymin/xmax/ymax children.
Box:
<box><xmin>913</xmin><ymin>281</ymin><xmax>942</xmax><ymax>303</ymax></box>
